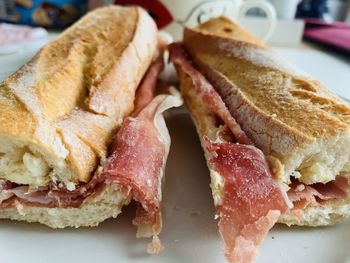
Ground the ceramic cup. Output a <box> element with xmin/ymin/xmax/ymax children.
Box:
<box><xmin>269</xmin><ymin>0</ymin><xmax>300</xmax><ymax>20</ymax></box>
<box><xmin>160</xmin><ymin>0</ymin><xmax>277</xmax><ymax>41</ymax></box>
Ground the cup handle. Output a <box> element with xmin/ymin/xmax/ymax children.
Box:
<box><xmin>237</xmin><ymin>0</ymin><xmax>277</xmax><ymax>42</ymax></box>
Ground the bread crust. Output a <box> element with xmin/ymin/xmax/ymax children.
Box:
<box><xmin>176</xmin><ymin>17</ymin><xmax>350</xmax><ymax>226</ymax></box>
<box><xmin>182</xmin><ymin>17</ymin><xmax>350</xmax><ymax>185</ymax></box>
<box><xmin>176</xmin><ymin>64</ymin><xmax>350</xmax><ymax>227</ymax></box>
<box><xmin>0</xmin><ymin>6</ymin><xmax>158</xmax><ymax>186</ymax></box>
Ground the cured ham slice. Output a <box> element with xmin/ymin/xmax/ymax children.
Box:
<box><xmin>205</xmin><ymin>139</ymin><xmax>289</xmax><ymax>263</ymax></box>
<box><xmin>0</xmin><ymin>180</ymin><xmax>105</xmax><ymax>209</ymax></box>
<box><xmin>288</xmin><ymin>174</ymin><xmax>350</xmax><ymax>210</ymax></box>
<box><xmin>170</xmin><ymin>43</ymin><xmax>289</xmax><ymax>263</ymax></box>
<box><xmin>0</xmin><ymin>57</ymin><xmax>182</xmax><ymax>253</ymax></box>
<box><xmin>0</xmin><ymin>180</ymin><xmax>12</xmax><ymax>191</ymax></box>
<box><xmin>100</xmin><ymin>56</ymin><xmax>181</xmax><ymax>241</ymax></box>
<box><xmin>169</xmin><ymin>43</ymin><xmax>252</xmax><ymax>145</ymax></box>
<box><xmin>101</xmin><ymin>94</ymin><xmax>181</xmax><ymax>239</ymax></box>
<box><xmin>131</xmin><ymin>55</ymin><xmax>164</xmax><ymax>117</ymax></box>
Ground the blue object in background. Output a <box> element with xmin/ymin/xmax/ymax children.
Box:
<box><xmin>0</xmin><ymin>0</ymin><xmax>86</xmax><ymax>28</ymax></box>
<box><xmin>297</xmin><ymin>0</ymin><xmax>329</xmax><ymax>19</ymax></box>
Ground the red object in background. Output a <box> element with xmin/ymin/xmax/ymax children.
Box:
<box><xmin>304</xmin><ymin>19</ymin><xmax>350</xmax><ymax>53</ymax></box>
<box><xmin>114</xmin><ymin>0</ymin><xmax>173</xmax><ymax>28</ymax></box>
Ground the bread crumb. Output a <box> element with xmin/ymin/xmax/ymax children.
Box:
<box><xmin>14</xmin><ymin>200</ymin><xmax>25</xmax><ymax>216</ymax></box>
<box><xmin>48</xmin><ymin>208</ymin><xmax>58</xmax><ymax>216</ymax></box>
<box><xmin>191</xmin><ymin>209</ymin><xmax>201</xmax><ymax>217</ymax></box>
<box><xmin>291</xmin><ymin>171</ymin><xmax>301</xmax><ymax>179</ymax></box>
<box><xmin>296</xmin><ymin>184</ymin><xmax>305</xmax><ymax>191</ymax></box>
<box><xmin>147</xmin><ymin>235</ymin><xmax>164</xmax><ymax>254</ymax></box>
<box><xmin>66</xmin><ymin>182</ymin><xmax>76</xmax><ymax>191</ymax></box>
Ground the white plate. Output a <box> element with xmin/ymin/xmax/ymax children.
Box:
<box><xmin>1</xmin><ymin>114</ymin><xmax>350</xmax><ymax>263</ymax></box>
<box><xmin>0</xmin><ymin>39</ymin><xmax>350</xmax><ymax>263</ymax></box>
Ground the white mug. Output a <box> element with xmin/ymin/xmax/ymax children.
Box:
<box><xmin>269</xmin><ymin>0</ymin><xmax>300</xmax><ymax>20</ymax></box>
<box><xmin>160</xmin><ymin>0</ymin><xmax>277</xmax><ymax>41</ymax></box>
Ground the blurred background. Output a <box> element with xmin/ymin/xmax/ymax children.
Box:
<box><xmin>0</xmin><ymin>0</ymin><xmax>349</xmax><ymax>88</ymax></box>
<box><xmin>1</xmin><ymin>0</ymin><xmax>350</xmax><ymax>53</ymax></box>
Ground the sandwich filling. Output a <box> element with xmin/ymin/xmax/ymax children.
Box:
<box><xmin>0</xmin><ymin>5</ymin><xmax>161</xmax><ymax>192</ymax></box>
<box><xmin>182</xmin><ymin>22</ymin><xmax>350</xmax><ymax>191</ymax></box>
<box><xmin>288</xmin><ymin>173</ymin><xmax>350</xmax><ymax>210</ymax></box>
<box><xmin>170</xmin><ymin>43</ymin><xmax>290</xmax><ymax>263</ymax></box>
<box><xmin>0</xmin><ymin>59</ymin><xmax>182</xmax><ymax>244</ymax></box>
<box><xmin>170</xmin><ymin>42</ymin><xmax>350</xmax><ymax>262</ymax></box>
<box><xmin>171</xmin><ymin>42</ymin><xmax>350</xmax><ymax>211</ymax></box>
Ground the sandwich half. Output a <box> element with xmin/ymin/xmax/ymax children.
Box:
<box><xmin>0</xmin><ymin>5</ymin><xmax>182</xmax><ymax>251</ymax></box>
<box><xmin>169</xmin><ymin>17</ymin><xmax>350</xmax><ymax>262</ymax></box>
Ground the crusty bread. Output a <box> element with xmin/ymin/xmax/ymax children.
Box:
<box><xmin>177</xmin><ymin>60</ymin><xmax>350</xmax><ymax>227</ymax></box>
<box><xmin>183</xmin><ymin>17</ymin><xmax>350</xmax><ymax>186</ymax></box>
<box><xmin>176</xmin><ymin>68</ymin><xmax>225</xmax><ymax>207</ymax></box>
<box><xmin>0</xmin><ymin>184</ymin><xmax>131</xmax><ymax>228</ymax></box>
<box><xmin>176</xmin><ymin>17</ymin><xmax>350</xmax><ymax>226</ymax></box>
<box><xmin>0</xmin><ymin>6</ymin><xmax>158</xmax><ymax>188</ymax></box>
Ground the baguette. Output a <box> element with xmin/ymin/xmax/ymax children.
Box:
<box><xmin>178</xmin><ymin>17</ymin><xmax>350</xmax><ymax>226</ymax></box>
<box><xmin>0</xmin><ymin>5</ymin><xmax>157</xmax><ymax>188</ymax></box>
<box><xmin>0</xmin><ymin>6</ymin><xmax>183</xmax><ymax>244</ymax></box>
<box><xmin>170</xmin><ymin>16</ymin><xmax>350</xmax><ymax>262</ymax></box>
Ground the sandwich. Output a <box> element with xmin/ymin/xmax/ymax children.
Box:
<box><xmin>0</xmin><ymin>5</ymin><xmax>182</xmax><ymax>252</ymax></box>
<box><xmin>169</xmin><ymin>17</ymin><xmax>350</xmax><ymax>262</ymax></box>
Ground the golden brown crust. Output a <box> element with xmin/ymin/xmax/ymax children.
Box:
<box><xmin>177</xmin><ymin>64</ymin><xmax>350</xmax><ymax>227</ymax></box>
<box><xmin>184</xmin><ymin>21</ymin><xmax>349</xmax><ymax>148</ymax></box>
<box><xmin>176</xmin><ymin>17</ymin><xmax>350</xmax><ymax>226</ymax></box>
<box><xmin>0</xmin><ymin>6</ymin><xmax>158</xmax><ymax>185</ymax></box>
<box><xmin>182</xmin><ymin>17</ymin><xmax>350</xmax><ymax>185</ymax></box>
<box><xmin>195</xmin><ymin>17</ymin><xmax>266</xmax><ymax>48</ymax></box>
